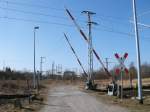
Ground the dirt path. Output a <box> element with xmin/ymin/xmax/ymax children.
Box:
<box><xmin>40</xmin><ymin>85</ymin><xmax>129</xmax><ymax>112</ymax></box>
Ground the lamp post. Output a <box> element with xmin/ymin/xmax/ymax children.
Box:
<box><xmin>33</xmin><ymin>26</ymin><xmax>39</xmax><ymax>89</ymax></box>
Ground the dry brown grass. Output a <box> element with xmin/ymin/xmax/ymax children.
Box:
<box><xmin>0</xmin><ymin>80</ymin><xmax>33</xmax><ymax>95</ymax></box>
<box><xmin>83</xmin><ymin>78</ymin><xmax>150</xmax><ymax>112</ymax></box>
<box><xmin>0</xmin><ymin>79</ymin><xmax>53</xmax><ymax>112</ymax></box>
<box><xmin>94</xmin><ymin>78</ymin><xmax>150</xmax><ymax>88</ymax></box>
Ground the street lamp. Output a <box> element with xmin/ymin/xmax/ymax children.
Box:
<box><xmin>33</xmin><ymin>26</ymin><xmax>39</xmax><ymax>89</ymax></box>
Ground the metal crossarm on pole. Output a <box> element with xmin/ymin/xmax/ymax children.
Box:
<box><xmin>65</xmin><ymin>8</ymin><xmax>111</xmax><ymax>77</ymax></box>
<box><xmin>64</xmin><ymin>33</ymin><xmax>88</xmax><ymax>78</ymax></box>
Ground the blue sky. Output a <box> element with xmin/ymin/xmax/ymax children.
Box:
<box><xmin>0</xmin><ymin>0</ymin><xmax>150</xmax><ymax>72</ymax></box>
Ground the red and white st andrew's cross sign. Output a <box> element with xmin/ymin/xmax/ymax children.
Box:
<box><xmin>115</xmin><ymin>53</ymin><xmax>129</xmax><ymax>75</ymax></box>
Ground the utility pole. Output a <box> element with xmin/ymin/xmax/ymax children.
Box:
<box><xmin>3</xmin><ymin>60</ymin><xmax>6</xmax><ymax>71</ymax></box>
<box><xmin>105</xmin><ymin>58</ymin><xmax>116</xmax><ymax>81</ymax></box>
<box><xmin>57</xmin><ymin>64</ymin><xmax>62</xmax><ymax>74</ymax></box>
<box><xmin>56</xmin><ymin>65</ymin><xmax>58</xmax><ymax>75</ymax></box>
<box><xmin>60</xmin><ymin>65</ymin><xmax>63</xmax><ymax>80</ymax></box>
<box><xmin>66</xmin><ymin>9</ymin><xmax>111</xmax><ymax>77</ymax></box>
<box><xmin>33</xmin><ymin>26</ymin><xmax>39</xmax><ymax>89</ymax></box>
<box><xmin>56</xmin><ymin>65</ymin><xmax>59</xmax><ymax>80</ymax></box>
<box><xmin>60</xmin><ymin>64</ymin><xmax>62</xmax><ymax>75</ymax></box>
<box><xmin>105</xmin><ymin>58</ymin><xmax>109</xmax><ymax>70</ymax></box>
<box><xmin>40</xmin><ymin>57</ymin><xmax>46</xmax><ymax>80</ymax></box>
<box><xmin>132</xmin><ymin>0</ymin><xmax>143</xmax><ymax>104</ymax></box>
<box><xmin>52</xmin><ymin>62</ymin><xmax>55</xmax><ymax>79</ymax></box>
<box><xmin>104</xmin><ymin>58</ymin><xmax>116</xmax><ymax>71</ymax></box>
<box><xmin>82</xmin><ymin>11</ymin><xmax>98</xmax><ymax>84</ymax></box>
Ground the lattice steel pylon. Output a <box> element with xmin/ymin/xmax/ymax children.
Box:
<box><xmin>82</xmin><ymin>11</ymin><xmax>98</xmax><ymax>83</ymax></box>
<box><xmin>65</xmin><ymin>8</ymin><xmax>111</xmax><ymax>79</ymax></box>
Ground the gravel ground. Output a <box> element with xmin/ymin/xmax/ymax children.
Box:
<box><xmin>40</xmin><ymin>85</ymin><xmax>129</xmax><ymax>112</ymax></box>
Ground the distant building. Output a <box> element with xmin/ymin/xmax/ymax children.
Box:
<box><xmin>63</xmin><ymin>71</ymin><xmax>77</xmax><ymax>80</ymax></box>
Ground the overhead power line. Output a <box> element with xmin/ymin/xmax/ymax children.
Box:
<box><xmin>0</xmin><ymin>16</ymin><xmax>150</xmax><ymax>41</ymax></box>
<box><xmin>0</xmin><ymin>16</ymin><xmax>73</xmax><ymax>27</ymax></box>
<box><xmin>0</xmin><ymin>0</ymin><xmax>134</xmax><ymax>26</ymax></box>
<box><xmin>0</xmin><ymin>6</ymin><xmax>67</xmax><ymax>19</ymax></box>
<box><xmin>0</xmin><ymin>0</ymin><xmax>145</xmax><ymax>29</ymax></box>
<box><xmin>1</xmin><ymin>0</ymin><xmax>149</xmax><ymax>29</ymax></box>
<box><xmin>138</xmin><ymin>10</ymin><xmax>150</xmax><ymax>17</ymax></box>
<box><xmin>0</xmin><ymin>0</ymin><xmax>63</xmax><ymax>11</ymax></box>
<box><xmin>0</xmin><ymin>5</ymin><xmax>135</xmax><ymax>32</ymax></box>
<box><xmin>0</xmin><ymin>6</ymin><xmax>86</xmax><ymax>23</ymax></box>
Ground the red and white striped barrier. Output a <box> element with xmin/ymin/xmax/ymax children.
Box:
<box><xmin>65</xmin><ymin>8</ymin><xmax>111</xmax><ymax>77</ymax></box>
<box><xmin>64</xmin><ymin>33</ymin><xmax>88</xmax><ymax>78</ymax></box>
